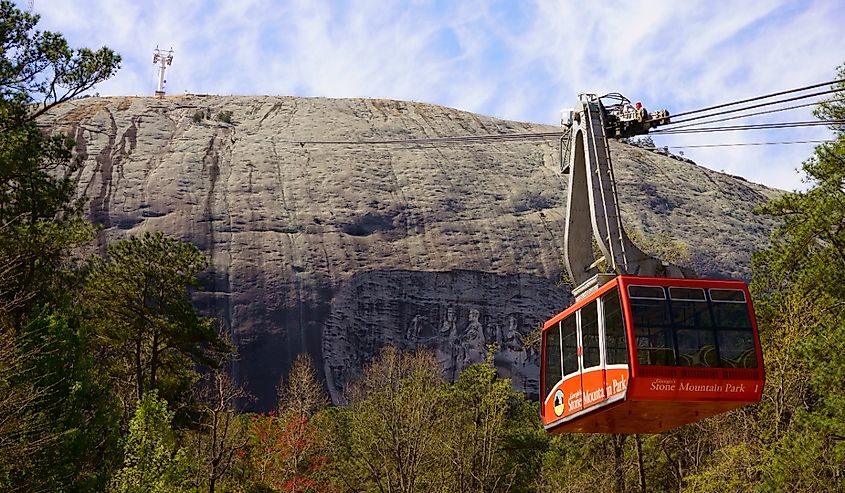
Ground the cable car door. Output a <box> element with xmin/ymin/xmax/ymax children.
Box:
<box><xmin>601</xmin><ymin>287</ymin><xmax>630</xmax><ymax>402</ymax></box>
<box><xmin>559</xmin><ymin>316</ymin><xmax>581</xmax><ymax>416</ymax></box>
<box><xmin>579</xmin><ymin>300</ymin><xmax>606</xmax><ymax>410</ymax></box>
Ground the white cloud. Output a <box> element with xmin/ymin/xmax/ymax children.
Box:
<box><xmin>495</xmin><ymin>0</ymin><xmax>842</xmax><ymax>190</ymax></box>
<box><xmin>28</xmin><ymin>0</ymin><xmax>845</xmax><ymax>190</ymax></box>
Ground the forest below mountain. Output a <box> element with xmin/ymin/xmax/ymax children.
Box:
<box><xmin>2</xmin><ymin>3</ymin><xmax>845</xmax><ymax>491</ymax></box>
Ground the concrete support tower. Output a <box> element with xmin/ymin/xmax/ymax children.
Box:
<box><xmin>152</xmin><ymin>46</ymin><xmax>174</xmax><ymax>97</ymax></box>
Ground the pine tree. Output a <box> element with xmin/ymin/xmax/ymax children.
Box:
<box><xmin>0</xmin><ymin>2</ymin><xmax>122</xmax><ymax>489</ymax></box>
<box><xmin>748</xmin><ymin>67</ymin><xmax>845</xmax><ymax>492</ymax></box>
<box><xmin>83</xmin><ymin>231</ymin><xmax>227</xmax><ymax>411</ymax></box>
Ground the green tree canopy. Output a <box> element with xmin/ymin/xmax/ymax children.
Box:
<box><xmin>83</xmin><ymin>231</ymin><xmax>227</xmax><ymax>410</ymax></box>
<box><xmin>111</xmin><ymin>390</ymin><xmax>192</xmax><ymax>493</ymax></box>
<box><xmin>0</xmin><ymin>2</ymin><xmax>123</xmax><ymax>489</ymax></box>
<box><xmin>444</xmin><ymin>352</ymin><xmax>547</xmax><ymax>493</ymax></box>
<box><xmin>0</xmin><ymin>1</ymin><xmax>120</xmax><ymax>114</ymax></box>
<box><xmin>0</xmin><ymin>0</ymin><xmax>120</xmax><ymax>320</ymax></box>
<box><xmin>747</xmin><ymin>68</ymin><xmax>845</xmax><ymax>492</ymax></box>
<box><xmin>329</xmin><ymin>347</ymin><xmax>449</xmax><ymax>493</ymax></box>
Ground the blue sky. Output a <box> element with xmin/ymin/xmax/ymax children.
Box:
<box><xmin>28</xmin><ymin>0</ymin><xmax>845</xmax><ymax>191</ymax></box>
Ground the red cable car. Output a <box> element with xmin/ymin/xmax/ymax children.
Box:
<box><xmin>540</xmin><ymin>275</ymin><xmax>764</xmax><ymax>434</ymax></box>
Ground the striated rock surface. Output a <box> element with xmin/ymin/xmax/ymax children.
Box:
<box><xmin>42</xmin><ymin>95</ymin><xmax>780</xmax><ymax>408</ymax></box>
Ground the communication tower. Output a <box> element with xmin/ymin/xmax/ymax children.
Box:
<box><xmin>152</xmin><ymin>46</ymin><xmax>174</xmax><ymax>97</ymax></box>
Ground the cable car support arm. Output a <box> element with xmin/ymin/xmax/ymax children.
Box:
<box><xmin>561</xmin><ymin>93</ymin><xmax>689</xmax><ymax>297</ymax></box>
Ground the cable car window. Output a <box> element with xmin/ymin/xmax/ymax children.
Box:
<box><xmin>710</xmin><ymin>289</ymin><xmax>746</xmax><ymax>303</ymax></box>
<box><xmin>710</xmin><ymin>289</ymin><xmax>756</xmax><ymax>368</ymax></box>
<box><xmin>635</xmin><ymin>326</ymin><xmax>675</xmax><ymax>366</ymax></box>
<box><xmin>669</xmin><ymin>287</ymin><xmax>706</xmax><ymax>301</ymax></box>
<box><xmin>628</xmin><ymin>285</ymin><xmax>665</xmax><ymax>300</ymax></box>
<box><xmin>543</xmin><ymin>324</ymin><xmax>562</xmax><ymax>398</ymax></box>
<box><xmin>630</xmin><ymin>296</ymin><xmax>670</xmax><ymax>328</ymax></box>
<box><xmin>712</xmin><ymin>302</ymin><xmax>753</xmax><ymax>329</ymax></box>
<box><xmin>603</xmin><ymin>288</ymin><xmax>628</xmax><ymax>365</ymax></box>
<box><xmin>627</xmin><ymin>284</ymin><xmax>757</xmax><ymax>369</ymax></box>
<box><xmin>669</xmin><ymin>287</ymin><xmax>717</xmax><ymax>367</ymax></box>
<box><xmin>630</xmin><ymin>294</ymin><xmax>675</xmax><ymax>366</ymax></box>
<box><xmin>581</xmin><ymin>301</ymin><xmax>601</xmax><ymax>369</ymax></box>
<box><xmin>717</xmin><ymin>331</ymin><xmax>758</xmax><ymax>368</ymax></box>
<box><xmin>710</xmin><ymin>290</ymin><xmax>752</xmax><ymax>329</ymax></box>
<box><xmin>676</xmin><ymin>329</ymin><xmax>718</xmax><ymax>367</ymax></box>
<box><xmin>670</xmin><ymin>292</ymin><xmax>711</xmax><ymax>328</ymax></box>
<box><xmin>561</xmin><ymin>315</ymin><xmax>579</xmax><ymax>376</ymax></box>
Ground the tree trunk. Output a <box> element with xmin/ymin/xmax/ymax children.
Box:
<box><xmin>635</xmin><ymin>434</ymin><xmax>646</xmax><ymax>493</ymax></box>
<box><xmin>135</xmin><ymin>336</ymin><xmax>143</xmax><ymax>399</ymax></box>
<box><xmin>150</xmin><ymin>329</ymin><xmax>159</xmax><ymax>390</ymax></box>
<box><xmin>209</xmin><ymin>411</ymin><xmax>219</xmax><ymax>493</ymax></box>
<box><xmin>613</xmin><ymin>434</ymin><xmax>627</xmax><ymax>493</ymax></box>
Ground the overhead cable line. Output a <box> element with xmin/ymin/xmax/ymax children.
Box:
<box><xmin>655</xmin><ymin>78</ymin><xmax>845</xmax><ymax>121</ymax></box>
<box><xmin>652</xmin><ymin>100</ymin><xmax>824</xmax><ymax>131</ymax></box>
<box><xmin>653</xmin><ymin>119</ymin><xmax>845</xmax><ymax>135</ymax></box>
<box><xmin>276</xmin><ymin>81</ymin><xmax>845</xmax><ymax>148</ymax></box>
<box><xmin>669</xmin><ymin>139</ymin><xmax>834</xmax><ymax>149</ymax></box>
<box><xmin>652</xmin><ymin>88</ymin><xmax>845</xmax><ymax>127</ymax></box>
<box><xmin>277</xmin><ymin>130</ymin><xmax>566</xmax><ymax>147</ymax></box>
<box><xmin>280</xmin><ymin>118</ymin><xmax>840</xmax><ymax>147</ymax></box>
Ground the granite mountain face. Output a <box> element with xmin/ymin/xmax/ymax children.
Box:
<box><xmin>43</xmin><ymin>95</ymin><xmax>779</xmax><ymax>408</ymax></box>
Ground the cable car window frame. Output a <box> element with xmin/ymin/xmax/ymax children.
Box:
<box><xmin>628</xmin><ymin>285</ymin><xmax>677</xmax><ymax>366</ymax></box>
<box><xmin>669</xmin><ymin>286</ymin><xmax>719</xmax><ymax>367</ymax></box>
<box><xmin>581</xmin><ymin>300</ymin><xmax>601</xmax><ymax>370</ymax></box>
<box><xmin>542</xmin><ymin>323</ymin><xmax>563</xmax><ymax>399</ymax></box>
<box><xmin>668</xmin><ymin>287</ymin><xmax>707</xmax><ymax>301</ymax></box>
<box><xmin>602</xmin><ymin>288</ymin><xmax>628</xmax><ymax>366</ymax></box>
<box><xmin>708</xmin><ymin>288</ymin><xmax>757</xmax><ymax>368</ymax></box>
<box><xmin>626</xmin><ymin>283</ymin><xmax>758</xmax><ymax>369</ymax></box>
<box><xmin>561</xmin><ymin>315</ymin><xmax>579</xmax><ymax>377</ymax></box>
<box><xmin>709</xmin><ymin>288</ymin><xmax>747</xmax><ymax>303</ymax></box>
<box><xmin>627</xmin><ymin>285</ymin><xmax>666</xmax><ymax>300</ymax></box>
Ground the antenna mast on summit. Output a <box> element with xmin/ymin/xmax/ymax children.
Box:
<box><xmin>152</xmin><ymin>46</ymin><xmax>174</xmax><ymax>97</ymax></box>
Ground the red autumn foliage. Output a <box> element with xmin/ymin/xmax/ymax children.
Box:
<box><xmin>246</xmin><ymin>413</ymin><xmax>335</xmax><ymax>493</ymax></box>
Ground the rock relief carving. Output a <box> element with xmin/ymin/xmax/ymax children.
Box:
<box><xmin>440</xmin><ymin>305</ymin><xmax>457</xmax><ymax>338</ymax></box>
<box><xmin>457</xmin><ymin>308</ymin><xmax>486</xmax><ymax>368</ymax></box>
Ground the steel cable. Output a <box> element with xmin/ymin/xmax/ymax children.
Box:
<box><xmin>653</xmin><ymin>79</ymin><xmax>845</xmax><ymax>121</ymax></box>
<box><xmin>651</xmin><ymin>88</ymin><xmax>845</xmax><ymax>126</ymax></box>
<box><xmin>654</xmin><ymin>120</ymin><xmax>845</xmax><ymax>135</ymax></box>
<box><xmin>651</xmin><ymin>100</ymin><xmax>824</xmax><ymax>131</ymax></box>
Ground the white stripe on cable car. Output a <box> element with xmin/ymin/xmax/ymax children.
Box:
<box><xmin>543</xmin><ymin>392</ymin><xmax>628</xmax><ymax>430</ymax></box>
<box><xmin>543</xmin><ymin>372</ymin><xmax>581</xmax><ymax>405</ymax></box>
<box><xmin>543</xmin><ymin>365</ymin><xmax>631</xmax><ymax>404</ymax></box>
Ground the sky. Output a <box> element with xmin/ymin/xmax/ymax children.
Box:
<box><xmin>26</xmin><ymin>0</ymin><xmax>845</xmax><ymax>191</ymax></box>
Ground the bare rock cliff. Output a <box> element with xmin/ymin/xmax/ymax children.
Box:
<box><xmin>42</xmin><ymin>95</ymin><xmax>779</xmax><ymax>408</ymax></box>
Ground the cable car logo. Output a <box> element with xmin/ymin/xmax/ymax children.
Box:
<box><xmin>553</xmin><ymin>390</ymin><xmax>566</xmax><ymax>416</ymax></box>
